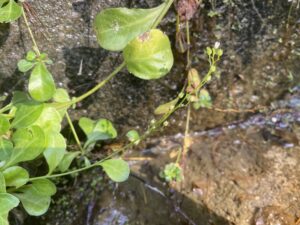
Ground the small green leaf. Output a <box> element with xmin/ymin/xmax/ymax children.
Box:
<box><xmin>14</xmin><ymin>179</ymin><xmax>56</xmax><ymax>216</ymax></box>
<box><xmin>0</xmin><ymin>0</ymin><xmax>22</xmax><ymax>23</ymax></box>
<box><xmin>78</xmin><ymin>117</ymin><xmax>95</xmax><ymax>137</ymax></box>
<box><xmin>58</xmin><ymin>151</ymin><xmax>80</xmax><ymax>172</ymax></box>
<box><xmin>154</xmin><ymin>98</ymin><xmax>178</xmax><ymax>115</ymax></box>
<box><xmin>43</xmin><ymin>132</ymin><xmax>66</xmax><ymax>174</ymax></box>
<box><xmin>17</xmin><ymin>59</ymin><xmax>34</xmax><ymax>73</ymax></box>
<box><xmin>0</xmin><ymin>173</ymin><xmax>5</xmax><ymax>193</ymax></box>
<box><xmin>84</xmin><ymin>119</ymin><xmax>117</xmax><ymax>148</ymax></box>
<box><xmin>11</xmin><ymin>101</ymin><xmax>44</xmax><ymax>128</ymax></box>
<box><xmin>3</xmin><ymin>166</ymin><xmax>29</xmax><ymax>188</ymax></box>
<box><xmin>123</xmin><ymin>29</ymin><xmax>174</xmax><ymax>80</ymax></box>
<box><xmin>94</xmin><ymin>3</ymin><xmax>166</xmax><ymax>51</ymax></box>
<box><xmin>100</xmin><ymin>158</ymin><xmax>130</xmax><ymax>182</ymax></box>
<box><xmin>0</xmin><ymin>193</ymin><xmax>19</xmax><ymax>213</ymax></box>
<box><xmin>6</xmin><ymin>126</ymin><xmax>45</xmax><ymax>167</ymax></box>
<box><xmin>29</xmin><ymin>62</ymin><xmax>56</xmax><ymax>102</ymax></box>
<box><xmin>26</xmin><ymin>51</ymin><xmax>36</xmax><ymax>61</ymax></box>
<box><xmin>0</xmin><ymin>115</ymin><xmax>9</xmax><ymax>135</ymax></box>
<box><xmin>0</xmin><ymin>139</ymin><xmax>13</xmax><ymax>162</ymax></box>
<box><xmin>126</xmin><ymin>130</ymin><xmax>140</xmax><ymax>145</ymax></box>
<box><xmin>160</xmin><ymin>163</ymin><xmax>183</xmax><ymax>182</ymax></box>
<box><xmin>193</xmin><ymin>89</ymin><xmax>212</xmax><ymax>110</ymax></box>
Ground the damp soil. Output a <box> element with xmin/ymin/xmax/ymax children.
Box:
<box><xmin>1</xmin><ymin>0</ymin><xmax>300</xmax><ymax>225</ymax></box>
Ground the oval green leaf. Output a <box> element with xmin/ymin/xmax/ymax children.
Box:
<box><xmin>0</xmin><ymin>0</ymin><xmax>22</xmax><ymax>23</ymax></box>
<box><xmin>3</xmin><ymin>166</ymin><xmax>29</xmax><ymax>188</ymax></box>
<box><xmin>100</xmin><ymin>158</ymin><xmax>130</xmax><ymax>182</ymax></box>
<box><xmin>84</xmin><ymin>119</ymin><xmax>117</xmax><ymax>148</ymax></box>
<box><xmin>43</xmin><ymin>132</ymin><xmax>66</xmax><ymax>174</ymax></box>
<box><xmin>0</xmin><ymin>138</ymin><xmax>13</xmax><ymax>162</ymax></box>
<box><xmin>29</xmin><ymin>62</ymin><xmax>56</xmax><ymax>102</ymax></box>
<box><xmin>0</xmin><ymin>193</ymin><xmax>19</xmax><ymax>213</ymax></box>
<box><xmin>123</xmin><ymin>29</ymin><xmax>173</xmax><ymax>80</ymax></box>
<box><xmin>126</xmin><ymin>130</ymin><xmax>140</xmax><ymax>145</ymax></box>
<box><xmin>33</xmin><ymin>106</ymin><xmax>62</xmax><ymax>133</ymax></box>
<box><xmin>13</xmin><ymin>179</ymin><xmax>56</xmax><ymax>216</ymax></box>
<box><xmin>11</xmin><ymin>101</ymin><xmax>44</xmax><ymax>129</ymax></box>
<box><xmin>6</xmin><ymin>125</ymin><xmax>45</xmax><ymax>167</ymax></box>
<box><xmin>94</xmin><ymin>3</ymin><xmax>166</xmax><ymax>51</ymax></box>
<box><xmin>78</xmin><ymin>117</ymin><xmax>95</xmax><ymax>137</ymax></box>
<box><xmin>58</xmin><ymin>151</ymin><xmax>80</xmax><ymax>172</ymax></box>
<box><xmin>17</xmin><ymin>59</ymin><xmax>34</xmax><ymax>73</ymax></box>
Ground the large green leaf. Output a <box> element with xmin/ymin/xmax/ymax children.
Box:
<box><xmin>11</xmin><ymin>101</ymin><xmax>44</xmax><ymax>129</ymax></box>
<box><xmin>33</xmin><ymin>106</ymin><xmax>62</xmax><ymax>133</ymax></box>
<box><xmin>0</xmin><ymin>0</ymin><xmax>22</xmax><ymax>23</ymax></box>
<box><xmin>3</xmin><ymin>166</ymin><xmax>29</xmax><ymax>188</ymax></box>
<box><xmin>28</xmin><ymin>62</ymin><xmax>56</xmax><ymax>102</ymax></box>
<box><xmin>0</xmin><ymin>139</ymin><xmax>12</xmax><ymax>162</ymax></box>
<box><xmin>100</xmin><ymin>159</ymin><xmax>130</xmax><ymax>182</ymax></box>
<box><xmin>0</xmin><ymin>115</ymin><xmax>9</xmax><ymax>135</ymax></box>
<box><xmin>94</xmin><ymin>3</ymin><xmax>166</xmax><ymax>51</ymax></box>
<box><xmin>0</xmin><ymin>213</ymin><xmax>9</xmax><ymax>225</ymax></box>
<box><xmin>0</xmin><ymin>173</ymin><xmax>5</xmax><ymax>193</ymax></box>
<box><xmin>43</xmin><ymin>132</ymin><xmax>66</xmax><ymax>174</ymax></box>
<box><xmin>58</xmin><ymin>151</ymin><xmax>80</xmax><ymax>172</ymax></box>
<box><xmin>123</xmin><ymin>29</ymin><xmax>173</xmax><ymax>80</ymax></box>
<box><xmin>0</xmin><ymin>193</ymin><xmax>19</xmax><ymax>213</ymax></box>
<box><xmin>0</xmin><ymin>0</ymin><xmax>8</xmax><ymax>8</ymax></box>
<box><xmin>14</xmin><ymin>179</ymin><xmax>56</xmax><ymax>216</ymax></box>
<box><xmin>6</xmin><ymin>126</ymin><xmax>45</xmax><ymax>167</ymax></box>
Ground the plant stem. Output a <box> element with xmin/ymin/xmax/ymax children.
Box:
<box><xmin>73</xmin><ymin>61</ymin><xmax>126</xmax><ymax>104</ymax></box>
<box><xmin>66</xmin><ymin>111</ymin><xmax>84</xmax><ymax>154</ymax></box>
<box><xmin>186</xmin><ymin>20</ymin><xmax>191</xmax><ymax>69</ymax></box>
<box><xmin>22</xmin><ymin>7</ymin><xmax>41</xmax><ymax>56</ymax></box>
<box><xmin>152</xmin><ymin>0</ymin><xmax>175</xmax><ymax>28</ymax></box>
<box><xmin>183</xmin><ymin>104</ymin><xmax>191</xmax><ymax>155</ymax></box>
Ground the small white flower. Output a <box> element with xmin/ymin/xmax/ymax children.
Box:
<box><xmin>214</xmin><ymin>41</ymin><xmax>220</xmax><ymax>49</ymax></box>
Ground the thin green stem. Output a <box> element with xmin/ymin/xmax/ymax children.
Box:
<box><xmin>66</xmin><ymin>111</ymin><xmax>84</xmax><ymax>154</ymax></box>
<box><xmin>186</xmin><ymin>20</ymin><xmax>191</xmax><ymax>69</ymax></box>
<box><xmin>22</xmin><ymin>7</ymin><xmax>41</xmax><ymax>56</ymax></box>
<box><xmin>73</xmin><ymin>61</ymin><xmax>126</xmax><ymax>104</ymax></box>
<box><xmin>183</xmin><ymin>104</ymin><xmax>191</xmax><ymax>154</ymax></box>
<box><xmin>28</xmin><ymin>163</ymin><xmax>98</xmax><ymax>181</ymax></box>
<box><xmin>152</xmin><ymin>0</ymin><xmax>175</xmax><ymax>28</ymax></box>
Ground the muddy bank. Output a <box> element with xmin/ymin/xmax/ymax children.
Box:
<box><xmin>19</xmin><ymin>88</ymin><xmax>300</xmax><ymax>225</ymax></box>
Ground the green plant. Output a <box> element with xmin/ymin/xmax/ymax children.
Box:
<box><xmin>0</xmin><ymin>0</ymin><xmax>175</xmax><ymax>223</ymax></box>
<box><xmin>0</xmin><ymin>0</ymin><xmax>222</xmax><ymax>223</ymax></box>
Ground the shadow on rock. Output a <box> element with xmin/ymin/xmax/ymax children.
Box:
<box><xmin>0</xmin><ymin>22</ymin><xmax>9</xmax><ymax>47</ymax></box>
<box><xmin>63</xmin><ymin>46</ymin><xmax>109</xmax><ymax>102</ymax></box>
